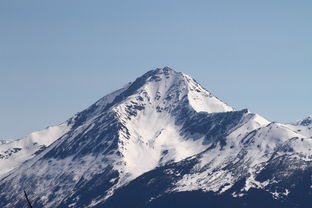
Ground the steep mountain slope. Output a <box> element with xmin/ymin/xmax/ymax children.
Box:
<box><xmin>0</xmin><ymin>67</ymin><xmax>311</xmax><ymax>208</ymax></box>
<box><xmin>101</xmin><ymin>120</ymin><xmax>312</xmax><ymax>208</ymax></box>
<box><xmin>0</xmin><ymin>122</ymin><xmax>71</xmax><ymax>177</ymax></box>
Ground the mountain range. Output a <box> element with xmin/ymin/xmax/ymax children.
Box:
<box><xmin>0</xmin><ymin>67</ymin><xmax>311</xmax><ymax>208</ymax></box>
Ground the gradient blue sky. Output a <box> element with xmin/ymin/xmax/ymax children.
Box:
<box><xmin>0</xmin><ymin>0</ymin><xmax>311</xmax><ymax>139</ymax></box>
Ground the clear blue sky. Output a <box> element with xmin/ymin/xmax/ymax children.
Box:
<box><xmin>0</xmin><ymin>0</ymin><xmax>311</xmax><ymax>139</ymax></box>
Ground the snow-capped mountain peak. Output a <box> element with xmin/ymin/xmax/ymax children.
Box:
<box><xmin>113</xmin><ymin>67</ymin><xmax>234</xmax><ymax>113</ymax></box>
<box><xmin>0</xmin><ymin>67</ymin><xmax>311</xmax><ymax>208</ymax></box>
<box><xmin>70</xmin><ymin>67</ymin><xmax>233</xmax><ymax>130</ymax></box>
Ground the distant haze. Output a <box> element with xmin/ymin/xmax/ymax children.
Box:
<box><xmin>0</xmin><ymin>0</ymin><xmax>311</xmax><ymax>139</ymax></box>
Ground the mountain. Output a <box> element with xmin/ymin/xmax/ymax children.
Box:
<box><xmin>0</xmin><ymin>67</ymin><xmax>311</xmax><ymax>208</ymax></box>
<box><xmin>0</xmin><ymin>123</ymin><xmax>71</xmax><ymax>177</ymax></box>
<box><xmin>283</xmin><ymin>116</ymin><xmax>312</xmax><ymax>138</ymax></box>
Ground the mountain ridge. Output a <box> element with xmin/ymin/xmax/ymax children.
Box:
<box><xmin>0</xmin><ymin>67</ymin><xmax>311</xmax><ymax>208</ymax></box>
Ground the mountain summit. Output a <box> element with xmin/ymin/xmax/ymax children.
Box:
<box><xmin>0</xmin><ymin>68</ymin><xmax>311</xmax><ymax>208</ymax></box>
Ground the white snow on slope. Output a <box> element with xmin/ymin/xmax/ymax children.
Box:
<box><xmin>0</xmin><ymin>82</ymin><xmax>132</xmax><ymax>179</ymax></box>
<box><xmin>0</xmin><ymin>122</ymin><xmax>71</xmax><ymax>177</ymax></box>
<box><xmin>182</xmin><ymin>73</ymin><xmax>234</xmax><ymax>113</ymax></box>
<box><xmin>84</xmin><ymin>68</ymin><xmax>237</xmax><ymax>205</ymax></box>
<box><xmin>227</xmin><ymin>111</ymin><xmax>270</xmax><ymax>141</ymax></box>
<box><xmin>112</xmin><ymin>68</ymin><xmax>234</xmax><ymax>179</ymax></box>
<box><xmin>0</xmin><ymin>67</ymin><xmax>310</xmax><ymax>207</ymax></box>
<box><xmin>174</xmin><ymin>119</ymin><xmax>311</xmax><ymax>194</ymax></box>
<box><xmin>284</xmin><ymin>115</ymin><xmax>312</xmax><ymax>138</ymax></box>
<box><xmin>115</xmin><ymin>107</ymin><xmax>207</xmax><ymax>179</ymax></box>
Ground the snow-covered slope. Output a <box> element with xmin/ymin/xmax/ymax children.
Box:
<box><xmin>173</xmin><ymin>122</ymin><xmax>312</xmax><ymax>194</ymax></box>
<box><xmin>0</xmin><ymin>79</ymin><xmax>132</xmax><ymax>180</ymax></box>
<box><xmin>0</xmin><ymin>67</ymin><xmax>311</xmax><ymax>208</ymax></box>
<box><xmin>101</xmin><ymin>119</ymin><xmax>312</xmax><ymax>208</ymax></box>
<box><xmin>284</xmin><ymin>115</ymin><xmax>312</xmax><ymax>138</ymax></box>
<box><xmin>0</xmin><ymin>122</ymin><xmax>71</xmax><ymax>177</ymax></box>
